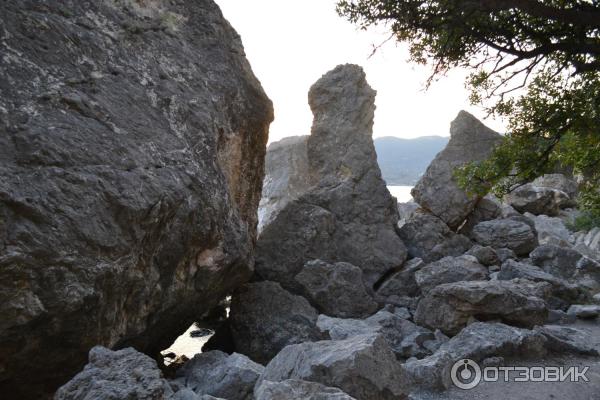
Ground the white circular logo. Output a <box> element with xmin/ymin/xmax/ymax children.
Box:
<box><xmin>450</xmin><ymin>359</ymin><xmax>482</xmax><ymax>390</ymax></box>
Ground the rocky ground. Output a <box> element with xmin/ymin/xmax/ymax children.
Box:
<box><xmin>2</xmin><ymin>1</ymin><xmax>599</xmax><ymax>399</ymax></box>
<box><xmin>54</xmin><ymin>64</ymin><xmax>600</xmax><ymax>400</ymax></box>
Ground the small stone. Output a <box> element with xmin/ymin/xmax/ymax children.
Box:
<box><xmin>567</xmin><ymin>304</ymin><xmax>600</xmax><ymax>319</ymax></box>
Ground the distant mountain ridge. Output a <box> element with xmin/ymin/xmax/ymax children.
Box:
<box><xmin>374</xmin><ymin>136</ymin><xmax>449</xmax><ymax>185</ymax></box>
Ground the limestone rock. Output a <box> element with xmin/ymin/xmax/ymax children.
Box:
<box><xmin>0</xmin><ymin>1</ymin><xmax>273</xmax><ymax>397</ymax></box>
<box><xmin>375</xmin><ymin>258</ymin><xmax>425</xmax><ymax>301</ymax></box>
<box><xmin>228</xmin><ymin>282</ymin><xmax>322</xmax><ymax>364</ymax></box>
<box><xmin>496</xmin><ymin>247</ymin><xmax>518</xmax><ymax>263</ymax></box>
<box><xmin>459</xmin><ymin>195</ymin><xmax>503</xmax><ymax>236</ymax></box>
<box><xmin>465</xmin><ymin>245</ymin><xmax>500</xmax><ymax>266</ymax></box>
<box><xmin>532</xmin><ymin>174</ymin><xmax>578</xmax><ymax>199</ymax></box>
<box><xmin>505</xmin><ymin>184</ymin><xmax>571</xmax><ymax>216</ymax></box>
<box><xmin>497</xmin><ymin>260</ymin><xmax>580</xmax><ymax>304</ymax></box>
<box><xmin>259</xmin><ymin>334</ymin><xmax>408</xmax><ymax>400</ymax></box>
<box><xmin>530</xmin><ymin>244</ymin><xmax>589</xmax><ymax>280</ymax></box>
<box><xmin>255</xmin><ymin>65</ymin><xmax>406</xmax><ymax>290</ymax></box>
<box><xmin>397</xmin><ymin>201</ymin><xmax>420</xmax><ymax>228</ymax></box>
<box><xmin>414</xmin><ymin>280</ymin><xmax>549</xmax><ymax>335</ymax></box>
<box><xmin>402</xmin><ymin>323</ymin><xmax>547</xmax><ymax>389</ymax></box>
<box><xmin>414</xmin><ymin>255</ymin><xmax>488</xmax><ymax>294</ymax></box>
<box><xmin>258</xmin><ymin>136</ymin><xmax>310</xmax><ymax>232</ymax></box>
<box><xmin>174</xmin><ymin>351</ymin><xmax>264</xmax><ymax>400</ymax></box>
<box><xmin>411</xmin><ymin>111</ymin><xmax>502</xmax><ymax>229</ymax></box>
<box><xmin>567</xmin><ymin>304</ymin><xmax>600</xmax><ymax>319</ymax></box>
<box><xmin>317</xmin><ymin>310</ymin><xmax>436</xmax><ymax>359</ymax></box>
<box><xmin>295</xmin><ymin>260</ymin><xmax>377</xmax><ymax>318</ymax></box>
<box><xmin>397</xmin><ymin>213</ymin><xmax>472</xmax><ymax>263</ymax></box>
<box><xmin>573</xmin><ymin>227</ymin><xmax>600</xmax><ymax>261</ymax></box>
<box><xmin>255</xmin><ymin>379</ymin><xmax>356</xmax><ymax>400</ymax></box>
<box><xmin>524</xmin><ymin>212</ymin><xmax>572</xmax><ymax>246</ymax></box>
<box><xmin>55</xmin><ymin>346</ymin><xmax>173</xmax><ymax>400</ymax></box>
<box><xmin>472</xmin><ymin>218</ymin><xmax>538</xmax><ymax>256</ymax></box>
<box><xmin>535</xmin><ymin>325</ymin><xmax>599</xmax><ymax>355</ymax></box>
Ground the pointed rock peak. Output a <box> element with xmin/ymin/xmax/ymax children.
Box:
<box><xmin>308</xmin><ymin>64</ymin><xmax>374</xmax><ymax>112</ymax></box>
<box><xmin>450</xmin><ymin>110</ymin><xmax>503</xmax><ymax>141</ymax></box>
<box><xmin>307</xmin><ymin>64</ymin><xmax>378</xmax><ymax>184</ymax></box>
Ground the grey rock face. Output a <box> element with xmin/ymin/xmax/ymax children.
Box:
<box><xmin>259</xmin><ymin>334</ymin><xmax>408</xmax><ymax>400</ymax></box>
<box><xmin>497</xmin><ymin>260</ymin><xmax>580</xmax><ymax>304</ymax></box>
<box><xmin>472</xmin><ymin>218</ymin><xmax>538</xmax><ymax>256</ymax></box>
<box><xmin>397</xmin><ymin>213</ymin><xmax>472</xmax><ymax>263</ymax></box>
<box><xmin>496</xmin><ymin>247</ymin><xmax>518</xmax><ymax>263</ymax></box>
<box><xmin>411</xmin><ymin>111</ymin><xmax>502</xmax><ymax>229</ymax></box>
<box><xmin>174</xmin><ymin>351</ymin><xmax>264</xmax><ymax>400</ymax></box>
<box><xmin>414</xmin><ymin>280</ymin><xmax>549</xmax><ymax>335</ymax></box>
<box><xmin>402</xmin><ymin>322</ymin><xmax>547</xmax><ymax>389</ymax></box>
<box><xmin>255</xmin><ymin>379</ymin><xmax>356</xmax><ymax>400</ymax></box>
<box><xmin>317</xmin><ymin>310</ymin><xmax>436</xmax><ymax>359</ymax></box>
<box><xmin>572</xmin><ymin>227</ymin><xmax>600</xmax><ymax>261</ymax></box>
<box><xmin>524</xmin><ymin>212</ymin><xmax>572</xmax><ymax>246</ymax></box>
<box><xmin>466</xmin><ymin>245</ymin><xmax>500</xmax><ymax>266</ymax></box>
<box><xmin>505</xmin><ymin>184</ymin><xmax>571</xmax><ymax>216</ymax></box>
<box><xmin>459</xmin><ymin>195</ymin><xmax>503</xmax><ymax>236</ymax></box>
<box><xmin>567</xmin><ymin>304</ymin><xmax>600</xmax><ymax>319</ymax></box>
<box><xmin>0</xmin><ymin>1</ymin><xmax>273</xmax><ymax>397</ymax></box>
<box><xmin>255</xmin><ymin>65</ymin><xmax>406</xmax><ymax>290</ymax></box>
<box><xmin>229</xmin><ymin>282</ymin><xmax>322</xmax><ymax>364</ymax></box>
<box><xmin>375</xmin><ymin>258</ymin><xmax>425</xmax><ymax>300</ymax></box>
<box><xmin>397</xmin><ymin>201</ymin><xmax>420</xmax><ymax>228</ymax></box>
<box><xmin>532</xmin><ymin>174</ymin><xmax>578</xmax><ymax>199</ymax></box>
<box><xmin>414</xmin><ymin>255</ymin><xmax>488</xmax><ymax>294</ymax></box>
<box><xmin>295</xmin><ymin>260</ymin><xmax>377</xmax><ymax>318</ymax></box>
<box><xmin>530</xmin><ymin>244</ymin><xmax>586</xmax><ymax>279</ymax></box>
<box><xmin>258</xmin><ymin>136</ymin><xmax>310</xmax><ymax>233</ymax></box>
<box><xmin>535</xmin><ymin>325</ymin><xmax>599</xmax><ymax>355</ymax></box>
<box><xmin>55</xmin><ymin>346</ymin><xmax>173</xmax><ymax>400</ymax></box>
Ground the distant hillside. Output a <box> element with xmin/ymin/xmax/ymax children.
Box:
<box><xmin>374</xmin><ymin>136</ymin><xmax>449</xmax><ymax>185</ymax></box>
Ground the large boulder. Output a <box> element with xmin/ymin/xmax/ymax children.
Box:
<box><xmin>471</xmin><ymin>218</ymin><xmax>538</xmax><ymax>256</ymax></box>
<box><xmin>0</xmin><ymin>1</ymin><xmax>273</xmax><ymax>397</ymax></box>
<box><xmin>414</xmin><ymin>255</ymin><xmax>488</xmax><ymax>294</ymax></box>
<box><xmin>255</xmin><ymin>379</ymin><xmax>356</xmax><ymax>400</ymax></box>
<box><xmin>402</xmin><ymin>322</ymin><xmax>547</xmax><ymax>389</ymax></box>
<box><xmin>317</xmin><ymin>310</ymin><xmax>438</xmax><ymax>359</ymax></box>
<box><xmin>258</xmin><ymin>334</ymin><xmax>409</xmax><ymax>400</ymax></box>
<box><xmin>532</xmin><ymin>173</ymin><xmax>578</xmax><ymax>199</ymax></box>
<box><xmin>414</xmin><ymin>280</ymin><xmax>549</xmax><ymax>335</ymax></box>
<box><xmin>258</xmin><ymin>136</ymin><xmax>309</xmax><ymax>232</ymax></box>
<box><xmin>535</xmin><ymin>325</ymin><xmax>599</xmax><ymax>355</ymax></box>
<box><xmin>572</xmin><ymin>227</ymin><xmax>600</xmax><ymax>261</ymax></box>
<box><xmin>411</xmin><ymin>111</ymin><xmax>503</xmax><ymax>230</ymax></box>
<box><xmin>505</xmin><ymin>184</ymin><xmax>571</xmax><ymax>216</ymax></box>
<box><xmin>524</xmin><ymin>212</ymin><xmax>572</xmax><ymax>246</ymax></box>
<box><xmin>228</xmin><ymin>281</ymin><xmax>322</xmax><ymax>364</ymax></box>
<box><xmin>295</xmin><ymin>260</ymin><xmax>378</xmax><ymax>318</ymax></box>
<box><xmin>497</xmin><ymin>259</ymin><xmax>581</xmax><ymax>305</ymax></box>
<box><xmin>255</xmin><ymin>65</ymin><xmax>406</xmax><ymax>290</ymax></box>
<box><xmin>397</xmin><ymin>213</ymin><xmax>472</xmax><ymax>263</ymax></box>
<box><xmin>55</xmin><ymin>346</ymin><xmax>174</xmax><ymax>400</ymax></box>
<box><xmin>174</xmin><ymin>351</ymin><xmax>264</xmax><ymax>400</ymax></box>
<box><xmin>530</xmin><ymin>244</ymin><xmax>600</xmax><ymax>284</ymax></box>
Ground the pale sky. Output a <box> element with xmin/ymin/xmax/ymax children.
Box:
<box><xmin>215</xmin><ymin>0</ymin><xmax>506</xmax><ymax>143</ymax></box>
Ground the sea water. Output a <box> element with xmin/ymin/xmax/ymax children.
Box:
<box><xmin>387</xmin><ymin>185</ymin><xmax>413</xmax><ymax>203</ymax></box>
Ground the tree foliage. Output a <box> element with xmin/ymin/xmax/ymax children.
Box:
<box><xmin>337</xmin><ymin>0</ymin><xmax>600</xmax><ymax>221</ymax></box>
